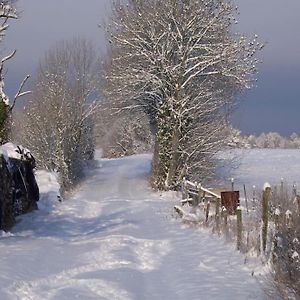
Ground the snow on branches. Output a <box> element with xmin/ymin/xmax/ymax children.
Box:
<box><xmin>18</xmin><ymin>38</ymin><xmax>99</xmax><ymax>191</ymax></box>
<box><xmin>0</xmin><ymin>2</ymin><xmax>30</xmax><ymax>144</ymax></box>
<box><xmin>103</xmin><ymin>0</ymin><xmax>263</xmax><ymax>189</ymax></box>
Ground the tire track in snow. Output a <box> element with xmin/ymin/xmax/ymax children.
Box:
<box><xmin>7</xmin><ymin>235</ymin><xmax>171</xmax><ymax>300</ymax></box>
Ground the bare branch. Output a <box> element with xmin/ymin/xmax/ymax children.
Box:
<box><xmin>1</xmin><ymin>49</ymin><xmax>16</xmax><ymax>64</ymax></box>
<box><xmin>10</xmin><ymin>75</ymin><xmax>31</xmax><ymax>111</ymax></box>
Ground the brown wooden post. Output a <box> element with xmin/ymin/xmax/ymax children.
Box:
<box><xmin>202</xmin><ymin>191</ymin><xmax>206</xmax><ymax>213</ymax></box>
<box><xmin>206</xmin><ymin>201</ymin><xmax>210</xmax><ymax>223</ymax></box>
<box><xmin>297</xmin><ymin>196</ymin><xmax>300</xmax><ymax>216</ymax></box>
<box><xmin>194</xmin><ymin>182</ymin><xmax>198</xmax><ymax>207</ymax></box>
<box><xmin>293</xmin><ymin>184</ymin><xmax>297</xmax><ymax>197</ymax></box>
<box><xmin>182</xmin><ymin>177</ymin><xmax>186</xmax><ymax>200</ymax></box>
<box><xmin>223</xmin><ymin>207</ymin><xmax>228</xmax><ymax>237</ymax></box>
<box><xmin>215</xmin><ymin>197</ymin><xmax>221</xmax><ymax>234</ymax></box>
<box><xmin>237</xmin><ymin>207</ymin><xmax>242</xmax><ymax>251</ymax></box>
<box><xmin>280</xmin><ymin>178</ymin><xmax>284</xmax><ymax>197</ymax></box>
<box><xmin>243</xmin><ymin>184</ymin><xmax>249</xmax><ymax>213</ymax></box>
<box><xmin>252</xmin><ymin>185</ymin><xmax>256</xmax><ymax>210</ymax></box>
<box><xmin>262</xmin><ymin>183</ymin><xmax>271</xmax><ymax>252</ymax></box>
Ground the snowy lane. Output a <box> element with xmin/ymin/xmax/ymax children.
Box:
<box><xmin>0</xmin><ymin>154</ymin><xmax>266</xmax><ymax>300</ymax></box>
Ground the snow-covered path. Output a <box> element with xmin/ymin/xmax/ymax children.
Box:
<box><xmin>0</xmin><ymin>154</ymin><xmax>266</xmax><ymax>300</ymax></box>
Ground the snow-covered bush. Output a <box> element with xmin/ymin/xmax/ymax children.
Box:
<box><xmin>270</xmin><ymin>188</ymin><xmax>300</xmax><ymax>298</ymax></box>
<box><xmin>16</xmin><ymin>38</ymin><xmax>100</xmax><ymax>191</ymax></box>
<box><xmin>227</xmin><ymin>128</ymin><xmax>300</xmax><ymax>149</ymax></box>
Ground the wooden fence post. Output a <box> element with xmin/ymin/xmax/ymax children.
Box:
<box><xmin>237</xmin><ymin>207</ymin><xmax>242</xmax><ymax>251</ymax></box>
<box><xmin>202</xmin><ymin>191</ymin><xmax>206</xmax><ymax>213</ymax></box>
<box><xmin>252</xmin><ymin>185</ymin><xmax>256</xmax><ymax>210</ymax></box>
<box><xmin>262</xmin><ymin>183</ymin><xmax>271</xmax><ymax>252</ymax></box>
<box><xmin>193</xmin><ymin>181</ymin><xmax>198</xmax><ymax>207</ymax></box>
<box><xmin>293</xmin><ymin>183</ymin><xmax>297</xmax><ymax>197</ymax></box>
<box><xmin>206</xmin><ymin>201</ymin><xmax>210</xmax><ymax>223</ymax></box>
<box><xmin>297</xmin><ymin>196</ymin><xmax>300</xmax><ymax>217</ymax></box>
<box><xmin>280</xmin><ymin>178</ymin><xmax>284</xmax><ymax>197</ymax></box>
<box><xmin>222</xmin><ymin>207</ymin><xmax>229</xmax><ymax>238</ymax></box>
<box><xmin>182</xmin><ymin>177</ymin><xmax>187</xmax><ymax>200</ymax></box>
<box><xmin>243</xmin><ymin>184</ymin><xmax>249</xmax><ymax>213</ymax></box>
<box><xmin>215</xmin><ymin>197</ymin><xmax>221</xmax><ymax>234</ymax></box>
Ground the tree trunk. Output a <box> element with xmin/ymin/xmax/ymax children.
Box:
<box><xmin>0</xmin><ymin>102</ymin><xmax>10</xmax><ymax>145</ymax></box>
<box><xmin>150</xmin><ymin>111</ymin><xmax>172</xmax><ymax>189</ymax></box>
<box><xmin>151</xmin><ymin>117</ymin><xmax>181</xmax><ymax>190</ymax></box>
<box><xmin>150</xmin><ymin>137</ymin><xmax>165</xmax><ymax>190</ymax></box>
<box><xmin>166</xmin><ymin>126</ymin><xmax>180</xmax><ymax>188</ymax></box>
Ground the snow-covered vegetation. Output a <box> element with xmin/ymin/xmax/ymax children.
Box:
<box><xmin>229</xmin><ymin>128</ymin><xmax>300</xmax><ymax>149</ymax></box>
<box><xmin>14</xmin><ymin>38</ymin><xmax>99</xmax><ymax>191</ymax></box>
<box><xmin>102</xmin><ymin>0</ymin><xmax>262</xmax><ymax>190</ymax></box>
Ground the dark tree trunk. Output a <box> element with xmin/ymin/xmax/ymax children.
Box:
<box><xmin>166</xmin><ymin>126</ymin><xmax>181</xmax><ymax>188</ymax></box>
<box><xmin>0</xmin><ymin>102</ymin><xmax>10</xmax><ymax>145</ymax></box>
<box><xmin>151</xmin><ymin>119</ymin><xmax>181</xmax><ymax>190</ymax></box>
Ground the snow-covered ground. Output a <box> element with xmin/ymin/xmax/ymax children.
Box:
<box><xmin>0</xmin><ymin>150</ymin><xmax>281</xmax><ymax>299</ymax></box>
<box><xmin>218</xmin><ymin>148</ymin><xmax>300</xmax><ymax>191</ymax></box>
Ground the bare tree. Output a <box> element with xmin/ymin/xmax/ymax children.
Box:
<box><xmin>18</xmin><ymin>38</ymin><xmax>99</xmax><ymax>190</ymax></box>
<box><xmin>102</xmin><ymin>0</ymin><xmax>262</xmax><ymax>190</ymax></box>
<box><xmin>0</xmin><ymin>2</ymin><xmax>30</xmax><ymax>144</ymax></box>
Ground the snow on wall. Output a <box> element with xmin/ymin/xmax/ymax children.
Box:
<box><xmin>0</xmin><ymin>142</ymin><xmax>31</xmax><ymax>161</ymax></box>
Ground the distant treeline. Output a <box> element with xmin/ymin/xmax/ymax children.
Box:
<box><xmin>228</xmin><ymin>128</ymin><xmax>300</xmax><ymax>149</ymax></box>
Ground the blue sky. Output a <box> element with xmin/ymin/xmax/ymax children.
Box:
<box><xmin>3</xmin><ymin>0</ymin><xmax>300</xmax><ymax>136</ymax></box>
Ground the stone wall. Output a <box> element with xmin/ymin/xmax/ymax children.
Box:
<box><xmin>0</xmin><ymin>151</ymin><xmax>39</xmax><ymax>230</ymax></box>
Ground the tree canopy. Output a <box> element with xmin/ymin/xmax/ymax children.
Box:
<box><xmin>103</xmin><ymin>0</ymin><xmax>263</xmax><ymax>189</ymax></box>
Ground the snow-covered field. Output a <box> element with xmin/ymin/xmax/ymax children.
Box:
<box><xmin>218</xmin><ymin>148</ymin><xmax>300</xmax><ymax>191</ymax></box>
<box><xmin>1</xmin><ymin>149</ymin><xmax>295</xmax><ymax>299</ymax></box>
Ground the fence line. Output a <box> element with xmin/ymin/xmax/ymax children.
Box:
<box><xmin>175</xmin><ymin>178</ymin><xmax>300</xmax><ymax>255</ymax></box>
<box><xmin>175</xmin><ymin>178</ymin><xmax>300</xmax><ymax>297</ymax></box>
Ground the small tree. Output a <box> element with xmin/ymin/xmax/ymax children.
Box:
<box><xmin>103</xmin><ymin>0</ymin><xmax>262</xmax><ymax>190</ymax></box>
<box><xmin>19</xmin><ymin>38</ymin><xmax>99</xmax><ymax>190</ymax></box>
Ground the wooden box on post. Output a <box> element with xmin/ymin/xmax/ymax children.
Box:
<box><xmin>221</xmin><ymin>191</ymin><xmax>240</xmax><ymax>215</ymax></box>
